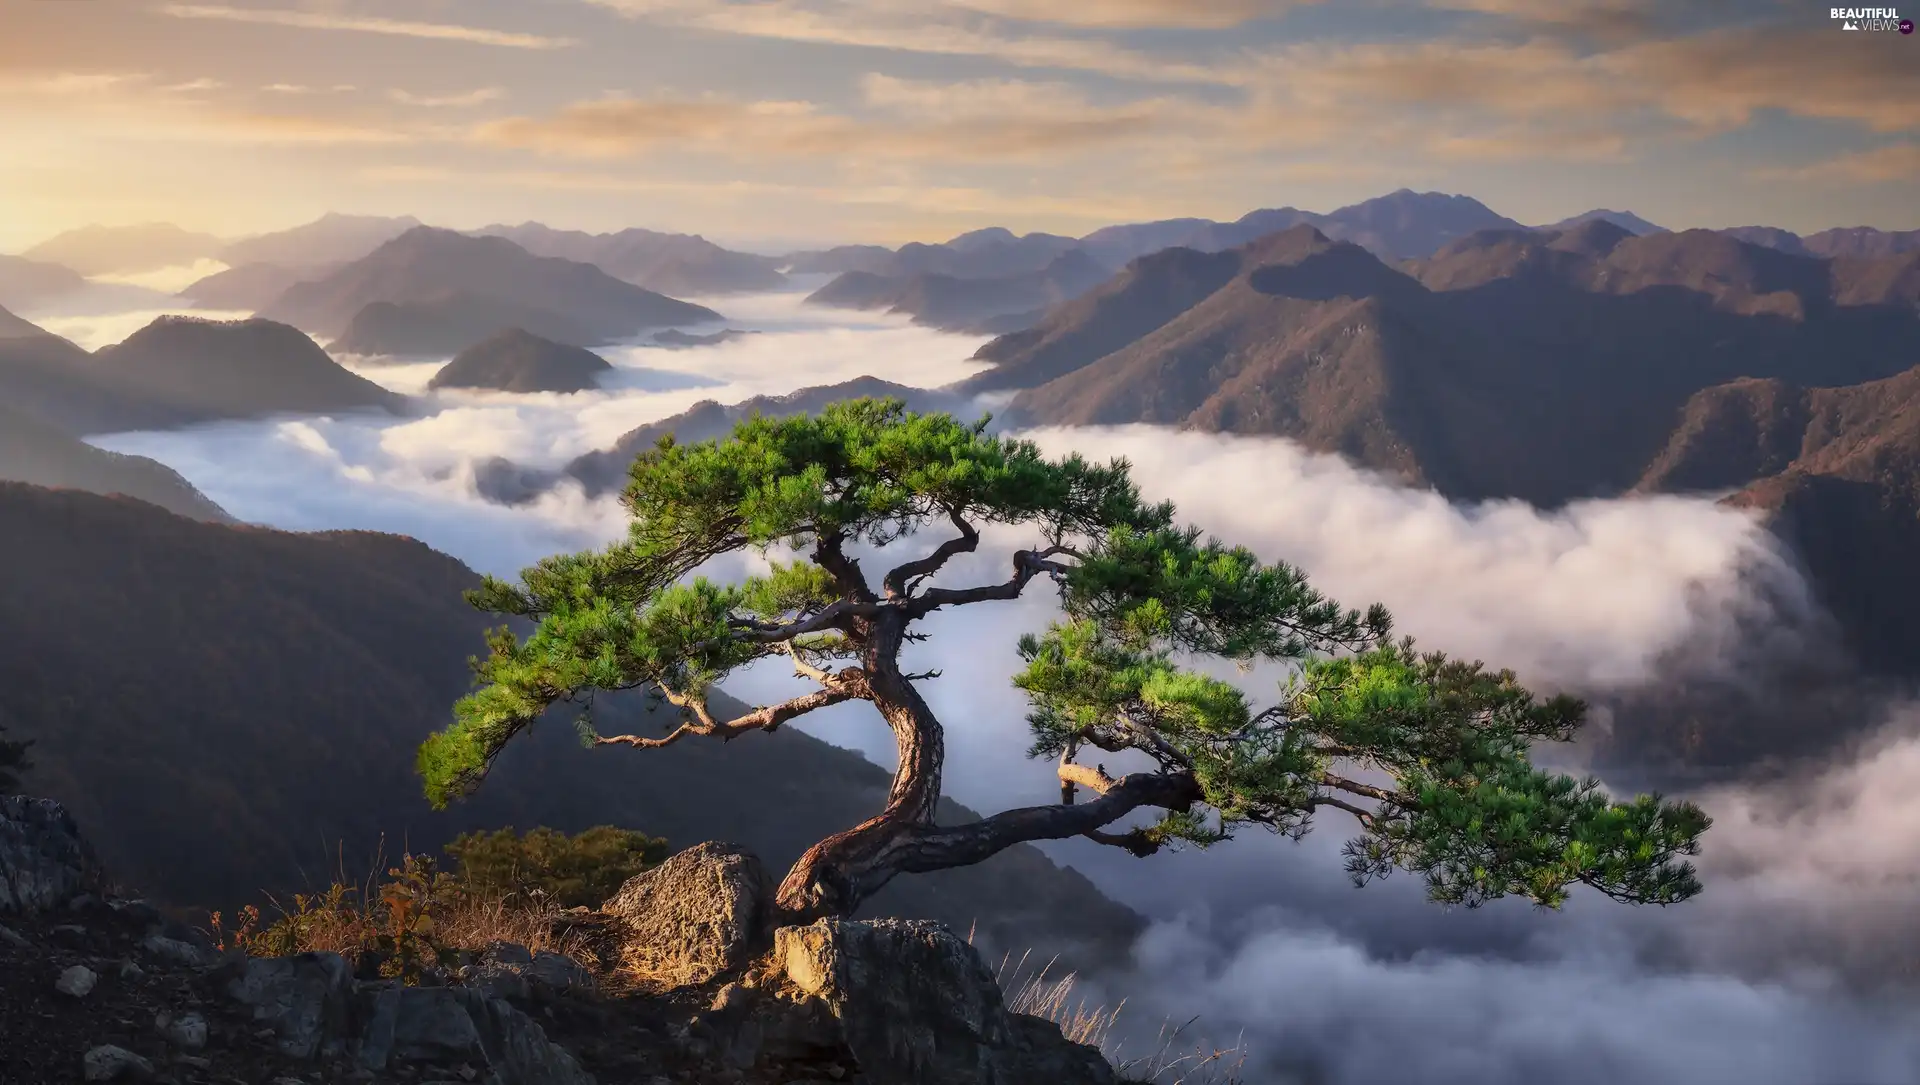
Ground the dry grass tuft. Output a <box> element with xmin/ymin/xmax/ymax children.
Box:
<box><xmin>203</xmin><ymin>838</ymin><xmax>594</xmax><ymax>982</ymax></box>
<box><xmin>979</xmin><ymin>928</ymin><xmax>1249</xmax><ymax>1085</ymax></box>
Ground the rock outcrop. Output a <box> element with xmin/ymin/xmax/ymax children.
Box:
<box><xmin>602</xmin><ymin>840</ymin><xmax>778</xmax><ymax>986</ymax></box>
<box><xmin>355</xmin><ymin>984</ymin><xmax>594</xmax><ymax>1085</ymax></box>
<box><xmin>0</xmin><ymin>800</ymin><xmax>1124</xmax><ymax>1085</ymax></box>
<box><xmin>774</xmin><ymin>918</ymin><xmax>1116</xmax><ymax>1085</ymax></box>
<box><xmin>0</xmin><ymin>794</ymin><xmax>110</xmax><ymax>912</ymax></box>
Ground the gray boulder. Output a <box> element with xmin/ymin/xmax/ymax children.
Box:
<box><xmin>82</xmin><ymin>1044</ymin><xmax>153</xmax><ymax>1082</ymax></box>
<box><xmin>775</xmin><ymin>918</ymin><xmax>1114</xmax><ymax>1085</ymax></box>
<box><xmin>223</xmin><ymin>951</ymin><xmax>357</xmax><ymax>1058</ymax></box>
<box><xmin>357</xmin><ymin>984</ymin><xmax>595</xmax><ymax>1085</ymax></box>
<box><xmin>141</xmin><ymin>931</ymin><xmax>217</xmax><ymax>968</ymax></box>
<box><xmin>464</xmin><ymin>941</ymin><xmax>597</xmax><ymax>1002</ymax></box>
<box><xmin>0</xmin><ymin>795</ymin><xmax>110</xmax><ymax>912</ymax></box>
<box><xmin>159</xmin><ymin>1008</ymin><xmax>209</xmax><ymax>1051</ymax></box>
<box><xmin>602</xmin><ymin>841</ymin><xmax>777</xmax><ymax>986</ymax></box>
<box><xmin>56</xmin><ymin>963</ymin><xmax>99</xmax><ymax>997</ymax></box>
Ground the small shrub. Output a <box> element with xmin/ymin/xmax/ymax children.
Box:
<box><xmin>203</xmin><ymin>826</ymin><xmax>659</xmax><ymax>982</ymax></box>
<box><xmin>445</xmin><ymin>825</ymin><xmax>668</xmax><ymax>908</ymax></box>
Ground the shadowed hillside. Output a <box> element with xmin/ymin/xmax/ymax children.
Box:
<box><xmin>261</xmin><ymin>227</ymin><xmax>721</xmax><ymax>352</ymax></box>
<box><xmin>1644</xmin><ymin>368</ymin><xmax>1920</xmax><ymax>675</ymax></box>
<box><xmin>0</xmin><ymin>405</ymin><xmax>230</xmax><ymax>521</ymax></box>
<box><xmin>428</xmin><ymin>328</ymin><xmax>613</xmax><ymax>394</ymax></box>
<box><xmin>0</xmin><ymin>484</ymin><xmax>1141</xmax><ymax>968</ymax></box>
<box><xmin>0</xmin><ymin>309</ymin><xmax>205</xmax><ymax>434</ymax></box>
<box><xmin>0</xmin><ymin>253</ymin><xmax>87</xmax><ymax>309</ymax></box>
<box><xmin>475</xmin><ymin>223</ymin><xmax>787</xmax><ymax>295</ymax></box>
<box><xmin>89</xmin><ymin>316</ymin><xmax>403</xmax><ymax>423</ymax></box>
<box><xmin>973</xmin><ymin>223</ymin><xmax>1920</xmax><ymax>684</ymax></box>
<box><xmin>178</xmin><ymin>262</ymin><xmax>336</xmax><ymax>312</ymax></box>
<box><xmin>997</xmin><ymin>224</ymin><xmax>1920</xmax><ymax>505</ymax></box>
<box><xmin>806</xmin><ymin>249</ymin><xmax>1110</xmax><ymax>333</ymax></box>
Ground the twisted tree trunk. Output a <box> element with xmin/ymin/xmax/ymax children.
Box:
<box><xmin>774</xmin><ymin>608</ymin><xmax>944</xmax><ymax>920</ymax></box>
<box><xmin>769</xmin><ymin>543</ymin><xmax>1209</xmax><ymax>923</ymax></box>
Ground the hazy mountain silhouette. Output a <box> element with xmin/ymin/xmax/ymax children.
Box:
<box><xmin>428</xmin><ymin>328</ymin><xmax>613</xmax><ymax>393</ymax></box>
<box><xmin>1719</xmin><ymin>225</ymin><xmax>1920</xmax><ymax>260</ymax></box>
<box><xmin>896</xmin><ymin>230</ymin><xmax>1082</xmax><ymax>278</ymax></box>
<box><xmin>1078</xmin><ymin>189</ymin><xmax>1524</xmax><ymax>266</ymax></box>
<box><xmin>0</xmin><ymin>254</ymin><xmax>87</xmax><ymax>309</ymax></box>
<box><xmin>261</xmin><ymin>227</ymin><xmax>720</xmax><ymax>351</ymax></box>
<box><xmin>221</xmin><ymin>213</ymin><xmax>422</xmax><ymax>268</ymax></box>
<box><xmin>1539</xmin><ymin>209</ymin><xmax>1665</xmax><ymax>236</ymax></box>
<box><xmin>781</xmin><ymin>245</ymin><xmax>897</xmax><ymax>276</ymax></box>
<box><xmin>789</xmin><ymin>192</ymin><xmax>1520</xmax><ymax>291</ymax></box>
<box><xmin>0</xmin><ymin>303</ymin><xmax>51</xmax><ymax>340</ymax></box>
<box><xmin>560</xmin><ymin>377</ymin><xmax>974</xmax><ymax>498</ymax></box>
<box><xmin>22</xmin><ymin>223</ymin><xmax>225</xmax><ymax>276</ymax></box>
<box><xmin>0</xmin><ymin>482</ymin><xmax>1142</xmax><ymax>966</ymax></box>
<box><xmin>87</xmin><ymin>316</ymin><xmax>403</xmax><ymax>424</ymax></box>
<box><xmin>652</xmin><ymin>328</ymin><xmax>755</xmax><ymax>348</ymax></box>
<box><xmin>329</xmin><ymin>293</ymin><xmax>604</xmax><ymax>359</ymax></box>
<box><xmin>177</xmin><ymin>261</ymin><xmax>338</xmax><ymax>312</ymax></box>
<box><xmin>806</xmin><ymin>249</ymin><xmax>1111</xmax><ymax>332</ymax></box>
<box><xmin>0</xmin><ymin>405</ymin><xmax>229</xmax><ymax>522</ymax></box>
<box><xmin>954</xmin><ymin>245</ymin><xmax>1246</xmax><ymax>397</ymax></box>
<box><xmin>0</xmin><ymin>308</ymin><xmax>198</xmax><ymax>434</ymax></box>
<box><xmin>475</xmin><ymin>223</ymin><xmax>786</xmax><ymax>295</ymax></box>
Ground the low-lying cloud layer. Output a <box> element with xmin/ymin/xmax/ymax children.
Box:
<box><xmin>89</xmin><ymin>290</ymin><xmax>1920</xmax><ymax>1084</ymax></box>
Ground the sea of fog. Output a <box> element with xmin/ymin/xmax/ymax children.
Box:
<box><xmin>72</xmin><ymin>287</ymin><xmax>1920</xmax><ymax>1084</ymax></box>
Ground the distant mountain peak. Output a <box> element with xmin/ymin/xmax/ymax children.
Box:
<box><xmin>1549</xmin><ymin>217</ymin><xmax>1636</xmax><ymax>256</ymax></box>
<box><xmin>1242</xmin><ymin>223</ymin><xmax>1339</xmax><ymax>259</ymax></box>
<box><xmin>946</xmin><ymin>226</ymin><xmax>1020</xmax><ymax>250</ymax></box>
<box><xmin>429</xmin><ymin>327</ymin><xmax>613</xmax><ymax>394</ymax></box>
<box><xmin>1544</xmin><ymin>209</ymin><xmax>1666</xmax><ymax>236</ymax></box>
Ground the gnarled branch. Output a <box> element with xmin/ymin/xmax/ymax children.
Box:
<box><xmin>726</xmin><ymin>598</ymin><xmax>881</xmax><ymax>644</ymax></box>
<box><xmin>882</xmin><ymin>506</ymin><xmax>980</xmax><ymax>599</ymax></box>
<box><xmin>906</xmin><ymin>546</ymin><xmax>1076</xmax><ymax>617</ymax></box>
<box><xmin>594</xmin><ymin>687</ymin><xmax>854</xmax><ymax>749</ymax></box>
<box><xmin>1058</xmin><ymin>761</ymin><xmax>1117</xmax><ymax>795</ymax></box>
<box><xmin>894</xmin><ymin>770</ymin><xmax>1203</xmax><ymax>873</ymax></box>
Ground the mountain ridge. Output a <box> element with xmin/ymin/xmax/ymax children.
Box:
<box><xmin>474</xmin><ymin>222</ymin><xmax>786</xmax><ymax>295</ymax></box>
<box><xmin>260</xmin><ymin>227</ymin><xmax>721</xmax><ymax>351</ymax></box>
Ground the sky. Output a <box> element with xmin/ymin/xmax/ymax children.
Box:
<box><xmin>2</xmin><ymin>0</ymin><xmax>1918</xmax><ymax>252</ymax></box>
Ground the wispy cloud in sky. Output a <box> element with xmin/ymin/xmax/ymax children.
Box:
<box><xmin>581</xmin><ymin>0</ymin><xmax>1238</xmax><ymax>84</ymax></box>
<box><xmin>159</xmin><ymin>4</ymin><xmax>578</xmax><ymax>50</ymax></box>
<box><xmin>0</xmin><ymin>0</ymin><xmax>1915</xmax><ymax>247</ymax></box>
<box><xmin>391</xmin><ymin>87</ymin><xmax>508</xmax><ymax>109</ymax></box>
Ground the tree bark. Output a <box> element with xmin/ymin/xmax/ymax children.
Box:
<box><xmin>770</xmin><ymin>605</ymin><xmax>1206</xmax><ymax>923</ymax></box>
<box><xmin>774</xmin><ymin>606</ymin><xmax>945</xmax><ymax>921</ymax></box>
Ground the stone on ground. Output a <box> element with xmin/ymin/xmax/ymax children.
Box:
<box><xmin>602</xmin><ymin>841</ymin><xmax>777</xmax><ymax>986</ymax></box>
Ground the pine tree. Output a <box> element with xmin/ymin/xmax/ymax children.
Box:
<box><xmin>419</xmin><ymin>399</ymin><xmax>1709</xmax><ymax>922</ymax></box>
